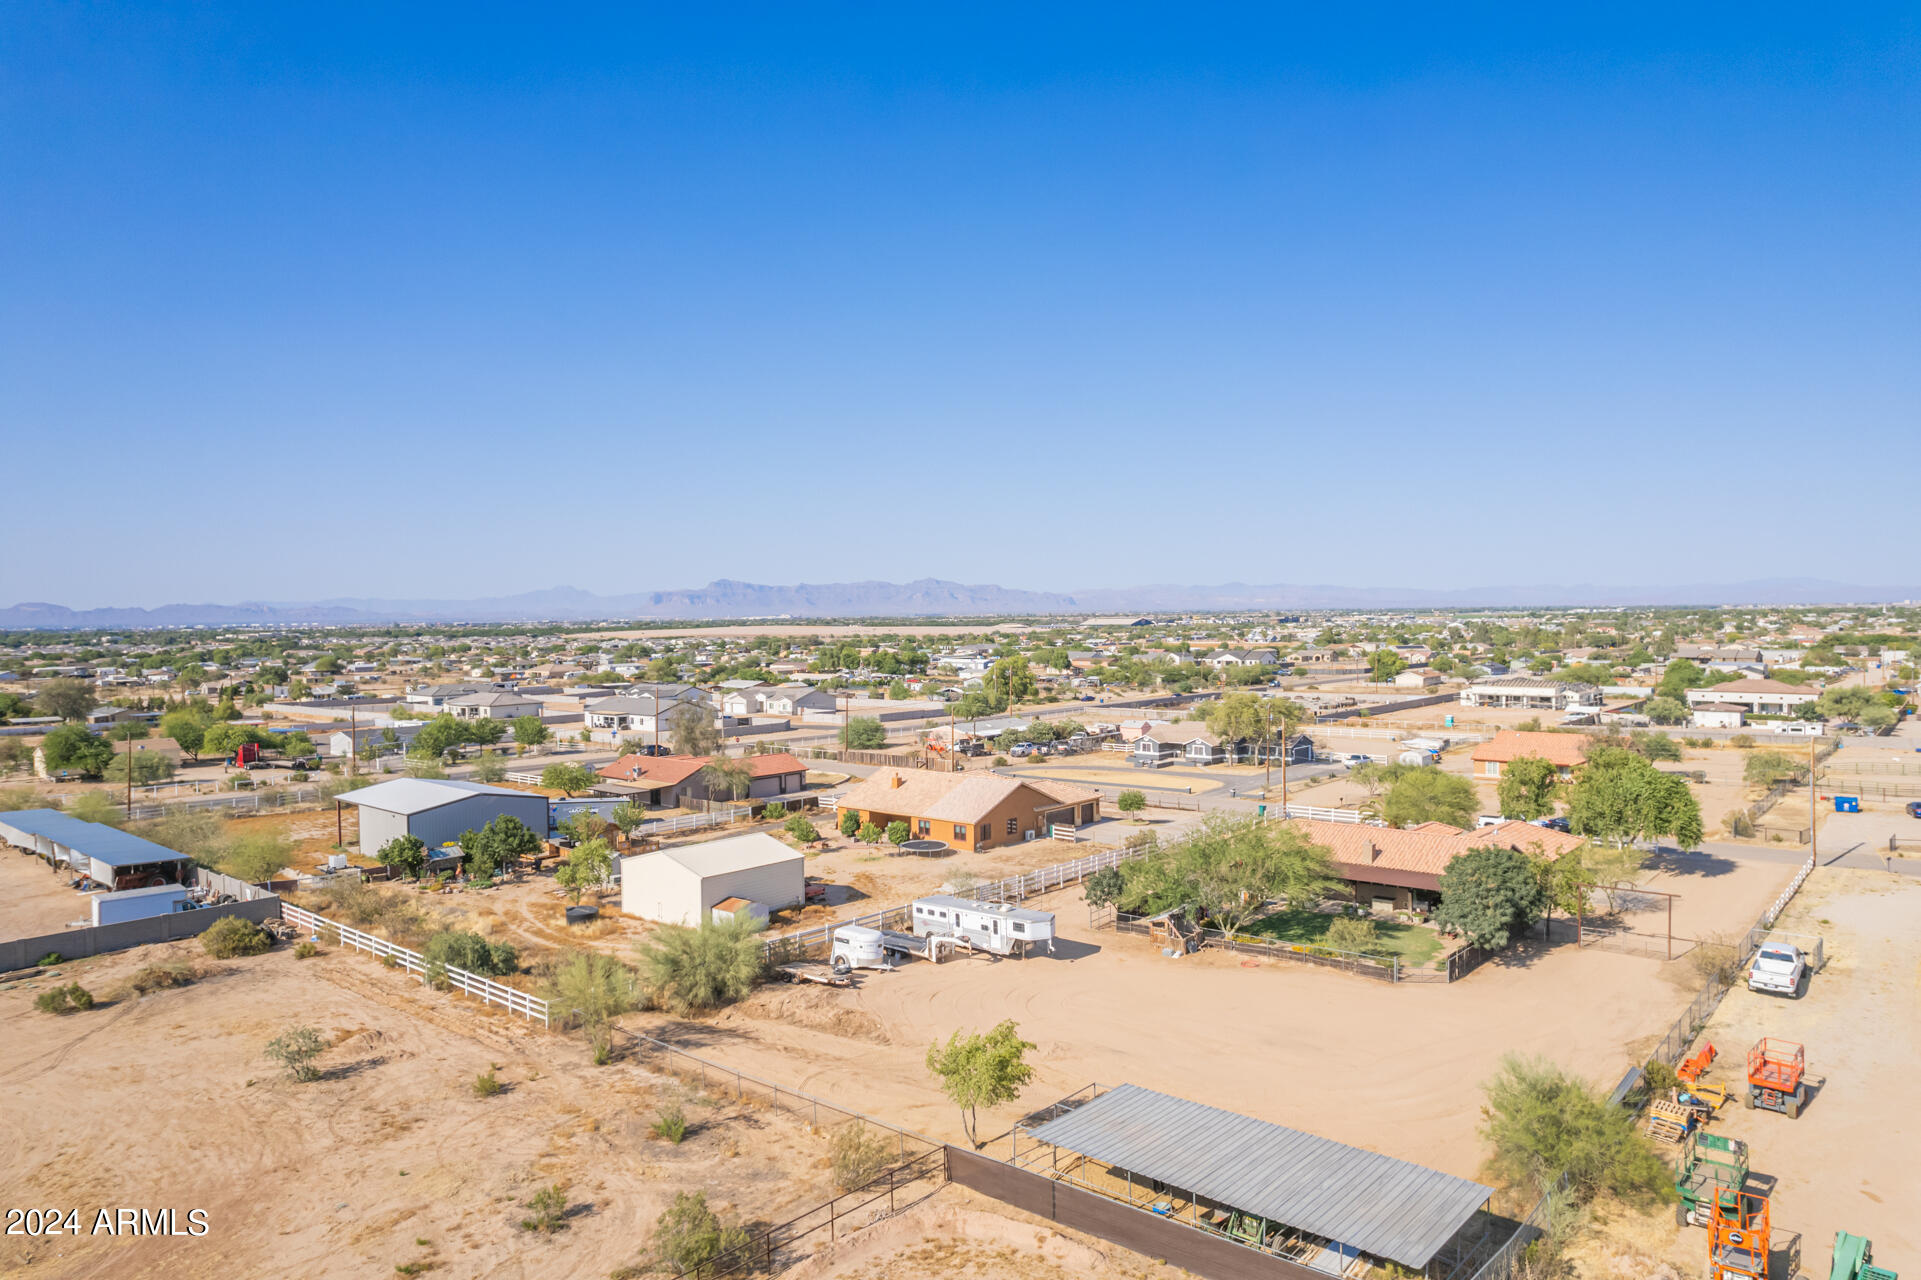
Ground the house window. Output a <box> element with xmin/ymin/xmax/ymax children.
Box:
<box><xmin>953</xmin><ymin>825</ymin><xmax>967</xmax><ymax>840</ymax></box>
<box><xmin>918</xmin><ymin>820</ymin><xmax>930</xmax><ymax>835</ymax></box>
<box><xmin>1006</xmin><ymin>818</ymin><xmax>1018</xmax><ymax>836</ymax></box>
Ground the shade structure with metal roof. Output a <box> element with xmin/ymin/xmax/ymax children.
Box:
<box><xmin>1022</xmin><ymin>1083</ymin><xmax>1493</xmax><ymax>1270</ymax></box>
<box><xmin>0</xmin><ymin>809</ymin><xmax>193</xmax><ymax>889</ymax></box>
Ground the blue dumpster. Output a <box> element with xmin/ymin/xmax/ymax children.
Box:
<box><xmin>1834</xmin><ymin>796</ymin><xmax>1860</xmax><ymax>813</ymax></box>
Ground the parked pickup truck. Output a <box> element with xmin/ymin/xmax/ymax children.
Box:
<box><xmin>1748</xmin><ymin>942</ymin><xmax>1806</xmax><ymax>998</ymax></box>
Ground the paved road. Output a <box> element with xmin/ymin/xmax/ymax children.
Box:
<box><xmin>1665</xmin><ymin>839</ymin><xmax>1921</xmax><ymax>878</ymax></box>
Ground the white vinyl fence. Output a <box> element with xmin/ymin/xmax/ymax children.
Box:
<box><xmin>1276</xmin><ymin>804</ymin><xmax>1379</xmax><ymax>825</ymax></box>
<box><xmin>280</xmin><ymin>902</ymin><xmax>550</xmax><ymax>1025</ymax></box>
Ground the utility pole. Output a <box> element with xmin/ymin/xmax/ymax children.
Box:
<box><xmin>1808</xmin><ymin>736</ymin><xmax>1817</xmax><ymax>866</ymax></box>
<box><xmin>349</xmin><ymin>701</ymin><xmax>358</xmax><ymax>778</ymax></box>
<box><xmin>124</xmin><ymin>716</ymin><xmax>134</xmax><ymax>813</ymax></box>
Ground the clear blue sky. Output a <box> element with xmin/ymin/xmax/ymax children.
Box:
<box><xmin>4</xmin><ymin>5</ymin><xmax>1917</xmax><ymax>607</ymax></box>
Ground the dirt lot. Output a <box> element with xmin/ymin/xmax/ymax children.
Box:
<box><xmin>0</xmin><ymin>938</ymin><xmax>851</xmax><ymax>1279</ymax></box>
<box><xmin>632</xmin><ymin>858</ymin><xmax>1795</xmax><ymax>1188</ymax></box>
<box><xmin>1575</xmin><ymin>867</ymin><xmax>1921</xmax><ymax>1272</ymax></box>
<box><xmin>0</xmin><ymin>847</ymin><xmax>96</xmax><ymax>939</ymax></box>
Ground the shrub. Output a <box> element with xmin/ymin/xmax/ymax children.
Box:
<box><xmin>837</xmin><ymin>808</ymin><xmax>861</xmax><ymax>838</ymax></box>
<box><xmin>1730</xmin><ymin>734</ymin><xmax>1755</xmax><ymax>750</ymax></box>
<box><xmin>1115</xmin><ymin>790</ymin><xmax>1147</xmax><ymax>814</ymax></box>
<box><xmin>375</xmin><ymin>834</ymin><xmax>428</xmax><ymax>879</ymax></box>
<box><xmin>1481</xmin><ymin>1054</ymin><xmax>1672</xmax><ymax>1204</ymax></box>
<box><xmin>34</xmin><ymin>983</ymin><xmax>94</xmax><ymax>1015</ymax></box>
<box><xmin>294</xmin><ymin>940</ymin><xmax>319</xmax><ymax>959</ymax></box>
<box><xmin>784</xmin><ymin>815</ymin><xmax>821</xmax><ymax>843</ymax></box>
<box><xmin>544</xmin><ymin>950</ymin><xmax>640</xmax><ymax>1061</ymax></box>
<box><xmin>1723</xmin><ymin>810</ymin><xmax>1755</xmax><ymax>839</ymax></box>
<box><xmin>884</xmin><ymin>820</ymin><xmax>910</xmax><ymax>845</ymax></box>
<box><xmin>856</xmin><ymin>821</ymin><xmax>882</xmax><ymax>843</ymax></box>
<box><xmin>1324</xmin><ymin>916</ymin><xmax>1380</xmax><ymax>954</ymax></box>
<box><xmin>634</xmin><ymin>917</ymin><xmax>765</xmax><ymax>1014</ymax></box>
<box><xmin>264</xmin><ymin>1026</ymin><xmax>326</xmax><ymax>1082</ymax></box>
<box><xmin>422</xmin><ymin>929</ymin><xmax>518</xmax><ymax>978</ymax></box>
<box><xmin>829</xmin><ymin>1121</ymin><xmax>894</xmax><ymax>1191</ymax></box>
<box><xmin>1690</xmin><ymin>933</ymin><xmax>1746</xmax><ymax>987</ymax></box>
<box><xmin>653</xmin><ymin>1191</ymin><xmax>750</xmax><ymax>1272</ymax></box>
<box><xmin>472</xmin><ymin>1070</ymin><xmax>503</xmax><ymax>1098</ymax></box>
<box><xmin>35</xmin><ymin>952</ymin><xmax>63</xmax><ymax>967</ymax></box>
<box><xmin>202</xmin><ymin>915</ymin><xmax>273</xmax><ymax>958</ymax></box>
<box><xmin>121</xmin><ymin>959</ymin><xmax>198</xmax><ymax>996</ymax></box>
<box><xmin>991</xmin><ymin>755</ymin><xmax>1009</xmax><ymax>767</ymax></box>
<box><xmin>760</xmin><ymin>801</ymin><xmax>787</xmax><ymax>821</ymax></box>
<box><xmin>518</xmin><ymin>1184</ymin><xmax>569</xmax><ymax>1234</ymax></box>
<box><xmin>650</xmin><ymin>1103</ymin><xmax>688</xmax><ymax>1143</ymax></box>
<box><xmin>1642</xmin><ymin>1058</ymin><xmax>1679</xmax><ymax>1095</ymax></box>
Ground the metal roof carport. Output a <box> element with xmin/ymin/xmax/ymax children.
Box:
<box><xmin>1021</xmin><ymin>1084</ymin><xmax>1493</xmax><ymax>1271</ymax></box>
<box><xmin>0</xmin><ymin>809</ymin><xmax>193</xmax><ymax>887</ymax></box>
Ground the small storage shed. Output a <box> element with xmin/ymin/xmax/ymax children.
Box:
<box><xmin>620</xmin><ymin>832</ymin><xmax>804</xmax><ymax>926</ymax></box>
<box><xmin>334</xmin><ymin>778</ymin><xmax>550</xmax><ymax>857</ymax></box>
<box><xmin>92</xmin><ymin>884</ymin><xmax>193</xmax><ymax>926</ymax></box>
<box><xmin>711</xmin><ymin>896</ymin><xmax>770</xmax><ymax>928</ymax></box>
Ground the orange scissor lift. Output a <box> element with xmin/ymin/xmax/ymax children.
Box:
<box><xmin>1745</xmin><ymin>1039</ymin><xmax>1807</xmax><ymax>1119</ymax></box>
<box><xmin>1709</xmin><ymin>1190</ymin><xmax>1773</xmax><ymax>1280</ymax></box>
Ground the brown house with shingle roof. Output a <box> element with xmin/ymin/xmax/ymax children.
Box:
<box><xmin>835</xmin><ymin>770</ymin><xmax>1102</xmax><ymax>852</ymax></box>
<box><xmin>1287</xmin><ymin>817</ymin><xmax>1586</xmax><ymax>912</ymax></box>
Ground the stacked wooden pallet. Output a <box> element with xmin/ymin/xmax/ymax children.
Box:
<box><xmin>1645</xmin><ymin>1099</ymin><xmax>1692</xmax><ymax>1143</ymax></box>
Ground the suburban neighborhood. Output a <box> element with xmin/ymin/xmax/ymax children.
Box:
<box><xmin>4</xmin><ymin>7</ymin><xmax>1916</xmax><ymax>1280</ymax></box>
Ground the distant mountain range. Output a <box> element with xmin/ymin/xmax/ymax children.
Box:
<box><xmin>1</xmin><ymin>576</ymin><xmax>1916</xmax><ymax>629</ymax></box>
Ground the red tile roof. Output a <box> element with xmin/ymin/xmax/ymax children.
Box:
<box><xmin>597</xmin><ymin>752</ymin><xmax>806</xmax><ymax>787</ymax></box>
<box><xmin>1287</xmin><ymin>817</ymin><xmax>1586</xmax><ymax>890</ymax></box>
<box><xmin>1471</xmin><ymin>730</ymin><xmax>1590</xmax><ymax>769</ymax></box>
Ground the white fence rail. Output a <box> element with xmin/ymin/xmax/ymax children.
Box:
<box><xmin>1762</xmin><ymin>851</ymin><xmax>1816</xmax><ymax>928</ymax></box>
<box><xmin>118</xmin><ymin>785</ymin><xmax>323</xmax><ymax>822</ymax></box>
<box><xmin>280</xmin><ymin>902</ymin><xmax>550</xmax><ymax>1025</ymax></box>
<box><xmin>1277</xmin><ymin>804</ymin><xmax>1378</xmax><ymax>825</ymax></box>
<box><xmin>638</xmin><ymin>806</ymin><xmax>752</xmax><ymax>837</ymax></box>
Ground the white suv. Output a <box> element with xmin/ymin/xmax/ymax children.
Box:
<box><xmin>1748</xmin><ymin>943</ymin><xmax>1806</xmax><ymax>998</ymax></box>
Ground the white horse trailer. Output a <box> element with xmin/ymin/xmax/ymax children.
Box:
<box><xmin>830</xmin><ymin>925</ymin><xmax>893</xmax><ymax>974</ymax></box>
<box><xmin>910</xmin><ymin>895</ymin><xmax>1055</xmax><ymax>957</ymax></box>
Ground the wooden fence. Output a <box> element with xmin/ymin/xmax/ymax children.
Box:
<box><xmin>279</xmin><ymin>902</ymin><xmax>550</xmax><ymax>1025</ymax></box>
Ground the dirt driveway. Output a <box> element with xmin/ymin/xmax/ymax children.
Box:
<box><xmin>634</xmin><ymin>867</ymin><xmax>1790</xmax><ymax>1193</ymax></box>
<box><xmin>1584</xmin><ymin>867</ymin><xmax>1921</xmax><ymax>1270</ymax></box>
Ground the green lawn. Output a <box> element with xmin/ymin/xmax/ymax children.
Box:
<box><xmin>1238</xmin><ymin>910</ymin><xmax>1442</xmax><ymax>968</ymax></box>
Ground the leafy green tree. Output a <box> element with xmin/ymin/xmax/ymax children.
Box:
<box><xmin>105</xmin><ymin>750</ymin><xmax>174</xmax><ymax>785</ymax></box>
<box><xmin>1380</xmin><ymin>769</ymin><xmax>1478</xmax><ymax>829</ymax></box>
<box><xmin>1495</xmin><ymin>756</ymin><xmax>1560</xmax><ymax>821</ymax></box>
<box><xmin>459</xmin><ymin>812</ymin><xmax>541</xmax><ymax>879</ymax></box>
<box><xmin>38</xmin><ymin>678</ymin><xmax>97</xmax><ymax>722</ymax></box>
<box><xmin>544</xmin><ymin>950</ymin><xmax>639</xmax><ymax>1062</ymax></box>
<box><xmin>376</xmin><ymin>834</ymin><xmax>428</xmax><ymax>878</ymax></box>
<box><xmin>1433</xmin><ymin>846</ymin><xmax>1549</xmax><ymax>949</ymax></box>
<box><xmin>103</xmin><ymin>720</ymin><xmax>149</xmax><ymax>742</ymax></box>
<box><xmin>1643</xmin><ymin>696</ymin><xmax>1688</xmax><ymax>725</ymax></box>
<box><xmin>1816</xmin><ymin>685</ymin><xmax>1875</xmax><ymax>721</ymax></box>
<box><xmin>784</xmin><ymin>814</ymin><xmax>821</xmax><ymax>843</ymax></box>
<box><xmin>42</xmin><ymin>724</ymin><xmax>115</xmax><ymax>778</ymax></box>
<box><xmin>838</xmin><ymin>807</ymin><xmax>861</xmax><ymax>837</ymax></box>
<box><xmin>983</xmin><ymin>657</ymin><xmax>1040</xmax><ymax>708</ymax></box>
<box><xmin>841</xmin><ymin>717</ymin><xmax>887</xmax><ymax>750</ymax></box>
<box><xmin>511</xmin><ymin>716</ymin><xmax>550</xmax><ymax>751</ymax></box>
<box><xmin>635</xmin><ymin>915</ymin><xmax>766</xmax><ymax>1013</ymax></box>
<box><xmin>1368</xmin><ymin>650</ymin><xmax>1408</xmax><ymax>683</ymax></box>
<box><xmin>1084</xmin><ymin>865</ymin><xmax>1125</xmax><ymax>907</ymax></box>
<box><xmin>669</xmin><ymin>702</ymin><xmax>722</xmax><ymax>757</ymax></box>
<box><xmin>855</xmin><ymin>821</ymin><xmax>882</xmax><ymax>843</ymax></box>
<box><xmin>1481</xmin><ymin>1055</ymin><xmax>1672</xmax><ymax>1204</ymax></box>
<box><xmin>885</xmin><ymin>819</ymin><xmax>910</xmax><ymax>845</ymax></box>
<box><xmin>609</xmin><ymin>801</ymin><xmax>648</xmax><ymax>834</ymax></box>
<box><xmin>1566</xmin><ymin>746</ymin><xmax>1703</xmax><ymax>848</ymax></box>
<box><xmin>926</xmin><ymin>1020</ymin><xmax>1037</xmax><ymax>1148</ymax></box>
<box><xmin>1115</xmin><ymin>789</ymin><xmax>1146</xmax><ymax>815</ymax></box>
<box><xmin>542</xmin><ymin>763</ymin><xmax>598</xmax><ymax>796</ymax></box>
<box><xmin>555</xmin><ymin>837</ymin><xmax>613</xmax><ymax>903</ymax></box>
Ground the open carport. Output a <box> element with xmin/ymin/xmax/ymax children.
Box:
<box><xmin>954</xmin><ymin>1083</ymin><xmax>1502</xmax><ymax>1280</ymax></box>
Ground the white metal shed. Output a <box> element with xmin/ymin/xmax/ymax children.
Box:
<box><xmin>620</xmin><ymin>832</ymin><xmax>804</xmax><ymax>926</ymax></box>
